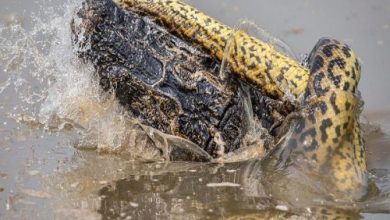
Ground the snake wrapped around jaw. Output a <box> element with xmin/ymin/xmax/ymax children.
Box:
<box><xmin>72</xmin><ymin>0</ymin><xmax>291</xmax><ymax>161</ymax></box>
<box><xmin>113</xmin><ymin>0</ymin><xmax>368</xmax><ymax>200</ymax></box>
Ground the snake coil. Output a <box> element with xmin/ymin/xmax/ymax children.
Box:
<box><xmin>114</xmin><ymin>0</ymin><xmax>367</xmax><ymax>200</ymax></box>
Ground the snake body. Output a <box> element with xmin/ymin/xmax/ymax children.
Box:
<box><xmin>114</xmin><ymin>0</ymin><xmax>367</xmax><ymax>199</ymax></box>
<box><xmin>268</xmin><ymin>39</ymin><xmax>367</xmax><ymax>199</ymax></box>
<box><xmin>114</xmin><ymin>0</ymin><xmax>308</xmax><ymax>99</ymax></box>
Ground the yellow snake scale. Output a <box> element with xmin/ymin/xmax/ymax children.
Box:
<box><xmin>114</xmin><ymin>0</ymin><xmax>367</xmax><ymax>199</ymax></box>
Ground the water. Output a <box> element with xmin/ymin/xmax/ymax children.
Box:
<box><xmin>0</xmin><ymin>0</ymin><xmax>390</xmax><ymax>219</ymax></box>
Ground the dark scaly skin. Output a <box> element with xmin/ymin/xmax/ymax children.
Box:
<box><xmin>71</xmin><ymin>0</ymin><xmax>283</xmax><ymax>158</ymax></box>
<box><xmin>113</xmin><ymin>0</ymin><xmax>367</xmax><ymax>199</ymax></box>
<box><xmin>114</xmin><ymin>0</ymin><xmax>309</xmax><ymax>99</ymax></box>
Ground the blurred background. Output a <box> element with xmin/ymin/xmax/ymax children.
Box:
<box><xmin>189</xmin><ymin>0</ymin><xmax>390</xmax><ymax>112</ymax></box>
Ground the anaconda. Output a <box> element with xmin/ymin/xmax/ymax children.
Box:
<box><xmin>72</xmin><ymin>0</ymin><xmax>368</xmax><ymax>204</ymax></box>
<box><xmin>113</xmin><ymin>0</ymin><xmax>367</xmax><ymax>200</ymax></box>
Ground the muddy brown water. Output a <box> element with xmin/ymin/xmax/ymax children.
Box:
<box><xmin>0</xmin><ymin>0</ymin><xmax>390</xmax><ymax>219</ymax></box>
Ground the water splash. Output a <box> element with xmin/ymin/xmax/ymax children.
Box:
<box><xmin>1</xmin><ymin>0</ymin><xmax>390</xmax><ymax>218</ymax></box>
<box><xmin>0</xmin><ymin>0</ymin><xmax>207</xmax><ymax>162</ymax></box>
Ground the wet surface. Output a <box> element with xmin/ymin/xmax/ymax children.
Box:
<box><xmin>0</xmin><ymin>0</ymin><xmax>390</xmax><ymax>219</ymax></box>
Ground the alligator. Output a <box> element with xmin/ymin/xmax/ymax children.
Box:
<box><xmin>71</xmin><ymin>0</ymin><xmax>369</xmax><ymax>205</ymax></box>
<box><xmin>71</xmin><ymin>0</ymin><xmax>293</xmax><ymax>161</ymax></box>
